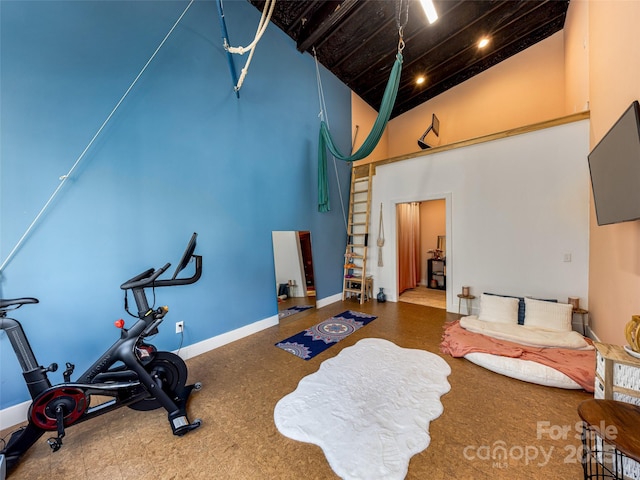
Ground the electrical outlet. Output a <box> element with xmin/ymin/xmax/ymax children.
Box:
<box><xmin>175</xmin><ymin>321</ymin><xmax>184</xmax><ymax>334</ymax></box>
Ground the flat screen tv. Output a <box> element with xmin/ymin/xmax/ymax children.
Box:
<box><xmin>588</xmin><ymin>100</ymin><xmax>640</xmax><ymax>226</ymax></box>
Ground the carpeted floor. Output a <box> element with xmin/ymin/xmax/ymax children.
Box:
<box><xmin>399</xmin><ymin>286</ymin><xmax>446</xmax><ymax>309</ymax></box>
<box><xmin>2</xmin><ymin>299</ymin><xmax>591</xmax><ymax>479</ymax></box>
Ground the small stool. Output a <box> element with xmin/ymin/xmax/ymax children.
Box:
<box><xmin>572</xmin><ymin>308</ymin><xmax>589</xmax><ymax>335</ymax></box>
<box><xmin>365</xmin><ymin>276</ymin><xmax>373</xmax><ymax>301</ymax></box>
<box><xmin>457</xmin><ymin>294</ymin><xmax>475</xmax><ymax>315</ymax></box>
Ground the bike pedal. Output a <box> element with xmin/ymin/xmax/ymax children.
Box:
<box><xmin>170</xmin><ymin>415</ymin><xmax>201</xmax><ymax>436</ymax></box>
<box><xmin>46</xmin><ymin>437</ymin><xmax>62</xmax><ymax>452</ymax></box>
<box><xmin>63</xmin><ymin>362</ymin><xmax>75</xmax><ymax>382</ymax></box>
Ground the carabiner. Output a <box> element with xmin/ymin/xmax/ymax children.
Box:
<box><xmin>398</xmin><ymin>26</ymin><xmax>405</xmax><ymax>53</ymax></box>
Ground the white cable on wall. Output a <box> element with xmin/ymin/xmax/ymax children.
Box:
<box><xmin>314</xmin><ymin>49</ymin><xmax>348</xmax><ymax>233</ymax></box>
<box><xmin>0</xmin><ymin>0</ymin><xmax>195</xmax><ymax>274</ymax></box>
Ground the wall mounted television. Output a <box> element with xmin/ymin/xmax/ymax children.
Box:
<box><xmin>588</xmin><ymin>100</ymin><xmax>640</xmax><ymax>226</ymax></box>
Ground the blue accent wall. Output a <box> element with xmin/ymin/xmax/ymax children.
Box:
<box><xmin>0</xmin><ymin>1</ymin><xmax>352</xmax><ymax>408</ymax></box>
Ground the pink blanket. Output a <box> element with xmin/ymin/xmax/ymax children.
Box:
<box><xmin>440</xmin><ymin>321</ymin><xmax>595</xmax><ymax>392</ymax></box>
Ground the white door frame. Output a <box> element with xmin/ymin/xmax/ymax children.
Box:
<box><xmin>391</xmin><ymin>192</ymin><xmax>453</xmax><ymax>311</ymax></box>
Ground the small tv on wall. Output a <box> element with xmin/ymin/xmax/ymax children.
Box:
<box><xmin>588</xmin><ymin>100</ymin><xmax>640</xmax><ymax>226</ymax></box>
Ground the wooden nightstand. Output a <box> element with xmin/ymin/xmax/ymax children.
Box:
<box><xmin>573</xmin><ymin>307</ymin><xmax>589</xmax><ymax>335</ymax></box>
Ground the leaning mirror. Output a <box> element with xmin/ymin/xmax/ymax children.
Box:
<box><xmin>272</xmin><ymin>231</ymin><xmax>316</xmax><ymax>321</ymax></box>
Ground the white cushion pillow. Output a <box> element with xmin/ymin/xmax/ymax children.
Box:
<box><xmin>478</xmin><ymin>293</ymin><xmax>519</xmax><ymax>324</ymax></box>
<box><xmin>524</xmin><ymin>297</ymin><xmax>573</xmax><ymax>332</ymax></box>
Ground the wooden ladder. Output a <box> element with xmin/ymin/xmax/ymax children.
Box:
<box><xmin>342</xmin><ymin>163</ymin><xmax>373</xmax><ymax>304</ymax></box>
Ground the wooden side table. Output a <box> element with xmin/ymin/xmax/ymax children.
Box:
<box><xmin>573</xmin><ymin>307</ymin><xmax>589</xmax><ymax>335</ymax></box>
<box><xmin>593</xmin><ymin>342</ymin><xmax>640</xmax><ymax>403</ymax></box>
<box><xmin>578</xmin><ymin>399</ymin><xmax>640</xmax><ymax>479</ymax></box>
<box><xmin>457</xmin><ymin>294</ymin><xmax>475</xmax><ymax>315</ymax></box>
<box><xmin>364</xmin><ymin>276</ymin><xmax>373</xmax><ymax>302</ymax></box>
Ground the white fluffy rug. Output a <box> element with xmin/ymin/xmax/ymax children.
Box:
<box><xmin>273</xmin><ymin>338</ymin><xmax>451</xmax><ymax>479</ymax></box>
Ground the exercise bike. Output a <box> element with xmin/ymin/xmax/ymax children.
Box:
<box><xmin>0</xmin><ymin>233</ymin><xmax>203</xmax><ymax>475</ymax></box>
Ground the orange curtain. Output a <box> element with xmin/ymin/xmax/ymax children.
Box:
<box><xmin>397</xmin><ymin>202</ymin><xmax>421</xmax><ymax>294</ymax></box>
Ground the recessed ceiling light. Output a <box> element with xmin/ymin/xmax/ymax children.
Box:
<box><xmin>478</xmin><ymin>37</ymin><xmax>490</xmax><ymax>49</ymax></box>
<box><xmin>416</xmin><ymin>76</ymin><xmax>426</xmax><ymax>85</ymax></box>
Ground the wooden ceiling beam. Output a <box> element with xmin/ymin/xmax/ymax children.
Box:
<box><xmin>296</xmin><ymin>0</ymin><xmax>362</xmax><ymax>53</ymax></box>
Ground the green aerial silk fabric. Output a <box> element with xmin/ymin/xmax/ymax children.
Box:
<box><xmin>318</xmin><ymin>53</ymin><xmax>403</xmax><ymax>212</ymax></box>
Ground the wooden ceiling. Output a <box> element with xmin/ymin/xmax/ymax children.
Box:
<box><xmin>248</xmin><ymin>0</ymin><xmax>569</xmax><ymax>119</ymax></box>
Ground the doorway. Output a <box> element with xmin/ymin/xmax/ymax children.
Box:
<box><xmin>298</xmin><ymin>231</ymin><xmax>316</xmax><ymax>296</ymax></box>
<box><xmin>397</xmin><ymin>199</ymin><xmax>446</xmax><ymax>309</ymax></box>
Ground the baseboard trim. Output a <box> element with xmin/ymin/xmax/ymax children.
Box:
<box><xmin>316</xmin><ymin>292</ymin><xmax>342</xmax><ymax>308</ymax></box>
<box><xmin>0</xmin><ymin>401</ymin><xmax>31</xmax><ymax>431</ymax></box>
<box><xmin>0</xmin><ymin>294</ymin><xmax>344</xmax><ymax>431</ymax></box>
<box><xmin>175</xmin><ymin>315</ymin><xmax>279</xmax><ymax>360</ymax></box>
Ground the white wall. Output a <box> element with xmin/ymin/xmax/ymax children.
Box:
<box><xmin>368</xmin><ymin>120</ymin><xmax>591</xmax><ymax>315</ymax></box>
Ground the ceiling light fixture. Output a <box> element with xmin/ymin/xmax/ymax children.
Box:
<box><xmin>416</xmin><ymin>76</ymin><xmax>426</xmax><ymax>85</ymax></box>
<box><xmin>478</xmin><ymin>37</ymin><xmax>490</xmax><ymax>49</ymax></box>
<box><xmin>419</xmin><ymin>0</ymin><xmax>438</xmax><ymax>24</ymax></box>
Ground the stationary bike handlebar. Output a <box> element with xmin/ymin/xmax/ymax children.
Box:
<box><xmin>119</xmin><ymin>255</ymin><xmax>202</xmax><ymax>291</ymax></box>
<box><xmin>120</xmin><ymin>232</ymin><xmax>201</xmax><ymax>291</ymax></box>
<box><xmin>120</xmin><ymin>263</ymin><xmax>170</xmax><ymax>290</ymax></box>
<box><xmin>153</xmin><ymin>255</ymin><xmax>202</xmax><ymax>288</ymax></box>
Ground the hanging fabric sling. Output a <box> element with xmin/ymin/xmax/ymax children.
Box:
<box><xmin>317</xmin><ymin>51</ymin><xmax>403</xmax><ymax>212</ymax></box>
<box><xmin>377</xmin><ymin>203</ymin><xmax>385</xmax><ymax>267</ymax></box>
<box><xmin>316</xmin><ymin>0</ymin><xmax>408</xmax><ymax>213</ymax></box>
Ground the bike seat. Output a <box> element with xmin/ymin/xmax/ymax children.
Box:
<box><xmin>0</xmin><ymin>297</ymin><xmax>39</xmax><ymax>309</ymax></box>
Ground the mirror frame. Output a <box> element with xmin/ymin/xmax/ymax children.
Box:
<box><xmin>272</xmin><ymin>231</ymin><xmax>316</xmax><ymax>320</ymax></box>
